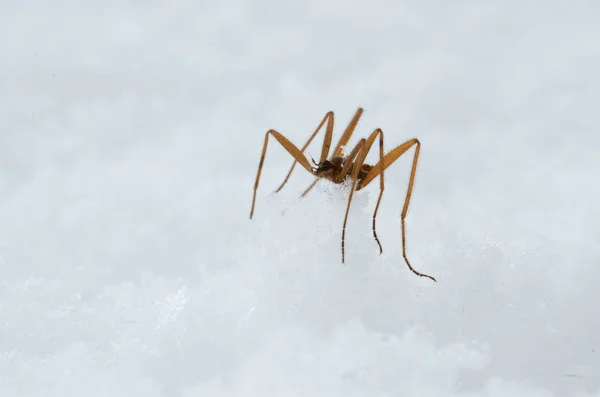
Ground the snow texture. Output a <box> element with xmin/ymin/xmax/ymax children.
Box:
<box><xmin>1</xmin><ymin>0</ymin><xmax>599</xmax><ymax>396</ymax></box>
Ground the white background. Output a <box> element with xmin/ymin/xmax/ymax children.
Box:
<box><xmin>1</xmin><ymin>0</ymin><xmax>599</xmax><ymax>396</ymax></box>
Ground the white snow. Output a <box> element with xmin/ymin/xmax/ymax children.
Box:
<box><xmin>1</xmin><ymin>0</ymin><xmax>599</xmax><ymax>396</ymax></box>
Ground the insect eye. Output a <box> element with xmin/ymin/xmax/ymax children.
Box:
<box><xmin>317</xmin><ymin>161</ymin><xmax>333</xmax><ymax>171</ymax></box>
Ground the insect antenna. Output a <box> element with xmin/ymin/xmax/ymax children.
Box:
<box><xmin>308</xmin><ymin>152</ymin><xmax>319</xmax><ymax>172</ymax></box>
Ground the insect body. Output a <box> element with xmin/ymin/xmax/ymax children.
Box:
<box><xmin>312</xmin><ymin>156</ymin><xmax>373</xmax><ymax>184</ymax></box>
<box><xmin>249</xmin><ymin>108</ymin><xmax>436</xmax><ymax>282</ymax></box>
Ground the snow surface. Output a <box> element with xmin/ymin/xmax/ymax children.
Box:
<box><xmin>1</xmin><ymin>0</ymin><xmax>599</xmax><ymax>396</ymax></box>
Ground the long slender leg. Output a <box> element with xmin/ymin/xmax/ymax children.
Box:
<box><xmin>333</xmin><ymin>107</ymin><xmax>364</xmax><ymax>157</ymax></box>
<box><xmin>340</xmin><ymin>134</ymin><xmax>380</xmax><ymax>263</ymax></box>
<box><xmin>274</xmin><ymin>112</ymin><xmax>334</xmax><ymax>193</ymax></box>
<box><xmin>358</xmin><ymin>139</ymin><xmax>418</xmax><ymax>188</ymax></box>
<box><xmin>250</xmin><ymin>130</ymin><xmax>314</xmax><ymax>219</ymax></box>
<box><xmin>335</xmin><ymin>127</ymin><xmax>386</xmax><ymax>253</ymax></box>
<box><xmin>300</xmin><ymin>178</ymin><xmax>319</xmax><ymax>198</ymax></box>
<box><xmin>357</xmin><ymin>138</ymin><xmax>436</xmax><ymax>282</ymax></box>
<box><xmin>358</xmin><ymin>128</ymin><xmax>386</xmax><ymax>254</ymax></box>
<box><xmin>339</xmin><ymin>138</ymin><xmax>368</xmax><ymax>263</ymax></box>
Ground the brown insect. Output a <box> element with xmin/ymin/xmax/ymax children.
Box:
<box><xmin>249</xmin><ymin>107</ymin><xmax>436</xmax><ymax>282</ymax></box>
